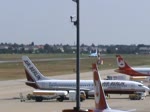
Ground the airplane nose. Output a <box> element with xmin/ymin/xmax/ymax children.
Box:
<box><xmin>143</xmin><ymin>86</ymin><xmax>149</xmax><ymax>91</ymax></box>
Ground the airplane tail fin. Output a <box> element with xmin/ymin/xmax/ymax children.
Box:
<box><xmin>92</xmin><ymin>63</ymin><xmax>110</xmax><ymax>110</ymax></box>
<box><xmin>22</xmin><ymin>56</ymin><xmax>48</xmax><ymax>82</ymax></box>
<box><xmin>95</xmin><ymin>49</ymin><xmax>98</xmax><ymax>54</ymax></box>
<box><xmin>116</xmin><ymin>55</ymin><xmax>131</xmax><ymax>70</ymax></box>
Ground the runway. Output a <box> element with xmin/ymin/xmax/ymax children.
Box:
<box><xmin>0</xmin><ymin>69</ymin><xmax>149</xmax><ymax>112</ymax></box>
<box><xmin>0</xmin><ymin>57</ymin><xmax>86</xmax><ymax>64</ymax></box>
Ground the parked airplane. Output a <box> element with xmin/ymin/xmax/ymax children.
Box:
<box><xmin>89</xmin><ymin>49</ymin><xmax>99</xmax><ymax>57</ymax></box>
<box><xmin>88</xmin><ymin>63</ymin><xmax>136</xmax><ymax>112</ymax></box>
<box><xmin>22</xmin><ymin>56</ymin><xmax>149</xmax><ymax>98</ymax></box>
<box><xmin>115</xmin><ymin>55</ymin><xmax>150</xmax><ymax>76</ymax></box>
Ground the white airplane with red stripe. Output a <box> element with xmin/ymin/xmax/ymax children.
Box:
<box><xmin>115</xmin><ymin>55</ymin><xmax>150</xmax><ymax>76</ymax></box>
<box><xmin>22</xmin><ymin>56</ymin><xmax>149</xmax><ymax>98</ymax></box>
<box><xmin>88</xmin><ymin>63</ymin><xmax>135</xmax><ymax>112</ymax></box>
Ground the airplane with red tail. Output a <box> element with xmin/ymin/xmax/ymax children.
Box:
<box><xmin>62</xmin><ymin>64</ymin><xmax>136</xmax><ymax>112</ymax></box>
<box><xmin>87</xmin><ymin>63</ymin><xmax>136</xmax><ymax>112</ymax></box>
<box><xmin>115</xmin><ymin>55</ymin><xmax>150</xmax><ymax>76</ymax></box>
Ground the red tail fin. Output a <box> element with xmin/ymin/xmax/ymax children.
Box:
<box><xmin>92</xmin><ymin>63</ymin><xmax>109</xmax><ymax>110</ymax></box>
<box><xmin>116</xmin><ymin>55</ymin><xmax>130</xmax><ymax>70</ymax></box>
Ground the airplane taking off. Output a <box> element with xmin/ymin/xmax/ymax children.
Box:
<box><xmin>88</xmin><ymin>63</ymin><xmax>136</xmax><ymax>112</ymax></box>
<box><xmin>115</xmin><ymin>55</ymin><xmax>150</xmax><ymax>76</ymax></box>
<box><xmin>89</xmin><ymin>49</ymin><xmax>99</xmax><ymax>57</ymax></box>
<box><xmin>22</xmin><ymin>56</ymin><xmax>149</xmax><ymax>98</ymax></box>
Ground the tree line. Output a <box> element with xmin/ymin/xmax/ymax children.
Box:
<box><xmin>0</xmin><ymin>42</ymin><xmax>149</xmax><ymax>54</ymax></box>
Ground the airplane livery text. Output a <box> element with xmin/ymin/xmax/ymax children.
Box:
<box><xmin>24</xmin><ymin>60</ymin><xmax>41</xmax><ymax>80</ymax></box>
<box><xmin>102</xmin><ymin>82</ymin><xmax>127</xmax><ymax>87</ymax></box>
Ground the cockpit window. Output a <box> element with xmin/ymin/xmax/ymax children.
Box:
<box><xmin>138</xmin><ymin>85</ymin><xmax>142</xmax><ymax>87</ymax></box>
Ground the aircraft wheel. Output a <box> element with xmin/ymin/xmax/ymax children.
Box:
<box><xmin>57</xmin><ymin>96</ymin><xmax>64</xmax><ymax>102</ymax></box>
<box><xmin>35</xmin><ymin>97</ymin><xmax>43</xmax><ymax>102</ymax></box>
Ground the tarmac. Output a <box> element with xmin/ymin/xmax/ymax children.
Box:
<box><xmin>0</xmin><ymin>69</ymin><xmax>150</xmax><ymax>112</ymax></box>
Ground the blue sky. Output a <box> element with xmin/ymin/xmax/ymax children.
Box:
<box><xmin>0</xmin><ymin>0</ymin><xmax>150</xmax><ymax>45</ymax></box>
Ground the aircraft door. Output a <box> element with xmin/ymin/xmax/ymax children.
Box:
<box><xmin>130</xmin><ymin>83</ymin><xmax>135</xmax><ymax>91</ymax></box>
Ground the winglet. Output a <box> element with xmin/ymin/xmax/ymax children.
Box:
<box><xmin>92</xmin><ymin>63</ymin><xmax>109</xmax><ymax>110</ymax></box>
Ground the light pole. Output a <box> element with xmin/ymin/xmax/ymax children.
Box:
<box><xmin>71</xmin><ymin>0</ymin><xmax>80</xmax><ymax>111</ymax></box>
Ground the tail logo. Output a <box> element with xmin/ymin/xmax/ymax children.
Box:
<box><xmin>24</xmin><ymin>60</ymin><xmax>41</xmax><ymax>80</ymax></box>
<box><xmin>93</xmin><ymin>68</ymin><xmax>100</xmax><ymax>104</ymax></box>
<box><xmin>117</xmin><ymin>57</ymin><xmax>125</xmax><ymax>68</ymax></box>
<box><xmin>94</xmin><ymin>80</ymin><xmax>100</xmax><ymax>104</ymax></box>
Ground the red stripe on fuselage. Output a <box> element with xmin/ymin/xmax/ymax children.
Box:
<box><xmin>24</xmin><ymin>69</ymin><xmax>40</xmax><ymax>89</ymax></box>
<box><xmin>115</xmin><ymin>68</ymin><xmax>150</xmax><ymax>76</ymax></box>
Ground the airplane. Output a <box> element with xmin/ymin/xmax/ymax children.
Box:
<box><xmin>22</xmin><ymin>56</ymin><xmax>149</xmax><ymax>98</ymax></box>
<box><xmin>87</xmin><ymin>63</ymin><xmax>136</xmax><ymax>112</ymax></box>
<box><xmin>63</xmin><ymin>64</ymin><xmax>136</xmax><ymax>112</ymax></box>
<box><xmin>115</xmin><ymin>55</ymin><xmax>150</xmax><ymax>76</ymax></box>
<box><xmin>89</xmin><ymin>49</ymin><xmax>99</xmax><ymax>57</ymax></box>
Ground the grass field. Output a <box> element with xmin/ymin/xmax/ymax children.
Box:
<box><xmin>0</xmin><ymin>54</ymin><xmax>150</xmax><ymax>80</ymax></box>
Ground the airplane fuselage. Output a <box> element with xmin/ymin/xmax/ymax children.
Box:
<box><xmin>89</xmin><ymin>53</ymin><xmax>98</xmax><ymax>57</ymax></box>
<box><xmin>115</xmin><ymin>67</ymin><xmax>150</xmax><ymax>76</ymax></box>
<box><xmin>26</xmin><ymin>79</ymin><xmax>148</xmax><ymax>96</ymax></box>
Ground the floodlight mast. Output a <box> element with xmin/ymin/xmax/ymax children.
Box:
<box><xmin>71</xmin><ymin>0</ymin><xmax>80</xmax><ymax>111</ymax></box>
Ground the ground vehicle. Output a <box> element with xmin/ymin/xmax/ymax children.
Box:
<box><xmin>26</xmin><ymin>90</ymin><xmax>68</xmax><ymax>102</ymax></box>
<box><xmin>26</xmin><ymin>90</ymin><xmax>86</xmax><ymax>102</ymax></box>
<box><xmin>129</xmin><ymin>92</ymin><xmax>146</xmax><ymax>100</ymax></box>
<box><xmin>67</xmin><ymin>90</ymin><xmax>86</xmax><ymax>102</ymax></box>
